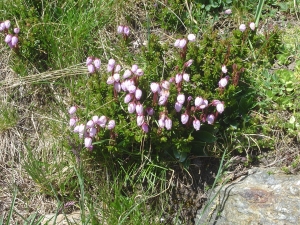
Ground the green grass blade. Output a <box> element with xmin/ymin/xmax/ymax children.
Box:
<box><xmin>6</xmin><ymin>186</ymin><xmax>17</xmax><ymax>225</ymax></box>
<box><xmin>255</xmin><ymin>0</ymin><xmax>265</xmax><ymax>27</ymax></box>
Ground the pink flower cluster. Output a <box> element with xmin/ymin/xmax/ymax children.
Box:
<box><xmin>174</xmin><ymin>34</ymin><xmax>196</xmax><ymax>59</ymax></box>
<box><xmin>117</xmin><ymin>25</ymin><xmax>130</xmax><ymax>39</ymax></box>
<box><xmin>86</xmin><ymin>57</ymin><xmax>101</xmax><ymax>73</ymax></box>
<box><xmin>0</xmin><ymin>20</ymin><xmax>19</xmax><ymax>49</ymax></box>
<box><xmin>68</xmin><ymin>106</ymin><xmax>115</xmax><ymax>150</ymax></box>
<box><xmin>239</xmin><ymin>22</ymin><xmax>256</xmax><ymax>32</ymax></box>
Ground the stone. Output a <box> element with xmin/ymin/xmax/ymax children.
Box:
<box><xmin>41</xmin><ymin>211</ymin><xmax>82</xmax><ymax>225</ymax></box>
<box><xmin>195</xmin><ymin>168</ymin><xmax>300</xmax><ymax>225</ymax></box>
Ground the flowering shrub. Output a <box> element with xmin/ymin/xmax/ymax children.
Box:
<box><xmin>66</xmin><ymin>20</ymin><xmax>281</xmax><ymax>162</ymax></box>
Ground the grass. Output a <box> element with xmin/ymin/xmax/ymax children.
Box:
<box><xmin>1</xmin><ymin>0</ymin><xmax>300</xmax><ymax>224</ymax></box>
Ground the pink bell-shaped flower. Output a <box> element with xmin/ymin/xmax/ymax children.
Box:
<box><xmin>206</xmin><ymin>114</ymin><xmax>215</xmax><ymax>124</ymax></box>
<box><xmin>94</xmin><ymin>58</ymin><xmax>101</xmax><ymax>70</ymax></box>
<box><xmin>216</xmin><ymin>102</ymin><xmax>225</xmax><ymax>114</ymax></box>
<box><xmin>128</xmin><ymin>102</ymin><xmax>136</xmax><ymax>114</ymax></box>
<box><xmin>117</xmin><ymin>25</ymin><xmax>124</xmax><ymax>34</ymax></box>
<box><xmin>88</xmin><ymin>64</ymin><xmax>95</xmax><ymax>73</ymax></box>
<box><xmin>181</xmin><ymin>113</ymin><xmax>189</xmax><ymax>125</ymax></box>
<box><xmin>221</xmin><ymin>65</ymin><xmax>228</xmax><ymax>74</ymax></box>
<box><xmin>150</xmin><ymin>82</ymin><xmax>160</xmax><ymax>93</ymax></box>
<box><xmin>141</xmin><ymin>123</ymin><xmax>149</xmax><ymax>133</ymax></box>
<box><xmin>14</xmin><ymin>28</ymin><xmax>20</xmax><ymax>34</ymax></box>
<box><xmin>193</xmin><ymin>119</ymin><xmax>201</xmax><ymax>131</ymax></box>
<box><xmin>137</xmin><ymin>115</ymin><xmax>144</xmax><ymax>126</ymax></box>
<box><xmin>123</xmin><ymin>69</ymin><xmax>132</xmax><ymax>79</ymax></box>
<box><xmin>175</xmin><ymin>102</ymin><xmax>183</xmax><ymax>112</ymax></box>
<box><xmin>68</xmin><ymin>106</ymin><xmax>77</xmax><ymax>114</ymax></box>
<box><xmin>239</xmin><ymin>24</ymin><xmax>246</xmax><ymax>32</ymax></box>
<box><xmin>97</xmin><ymin>116</ymin><xmax>107</xmax><ymax>128</ymax></box>
<box><xmin>136</xmin><ymin>103</ymin><xmax>144</xmax><ymax>115</ymax></box>
<box><xmin>183</xmin><ymin>73</ymin><xmax>190</xmax><ymax>82</ymax></box>
<box><xmin>249</xmin><ymin>22</ymin><xmax>256</xmax><ymax>31</ymax></box>
<box><xmin>194</xmin><ymin>97</ymin><xmax>203</xmax><ymax>107</ymax></box>
<box><xmin>135</xmin><ymin>88</ymin><xmax>142</xmax><ymax>100</ymax></box>
<box><xmin>175</xmin><ymin>74</ymin><xmax>183</xmax><ymax>84</ymax></box>
<box><xmin>84</xmin><ymin>137</ymin><xmax>93</xmax><ymax>148</ymax></box>
<box><xmin>106</xmin><ymin>76</ymin><xmax>114</xmax><ymax>84</ymax></box>
<box><xmin>86</xmin><ymin>57</ymin><xmax>93</xmax><ymax>66</ymax></box>
<box><xmin>165</xmin><ymin>118</ymin><xmax>172</xmax><ymax>130</ymax></box>
<box><xmin>124</xmin><ymin>94</ymin><xmax>132</xmax><ymax>104</ymax></box>
<box><xmin>89</xmin><ymin>127</ymin><xmax>97</xmax><ymax>137</ymax></box>
<box><xmin>107</xmin><ymin>120</ymin><xmax>116</xmax><ymax>129</ymax></box>
<box><xmin>187</xmin><ymin>34</ymin><xmax>196</xmax><ymax>42</ymax></box>
<box><xmin>177</xmin><ymin>93</ymin><xmax>185</xmax><ymax>105</ymax></box>
<box><xmin>123</xmin><ymin>26</ymin><xmax>130</xmax><ymax>36</ymax></box>
<box><xmin>158</xmin><ymin>118</ymin><xmax>165</xmax><ymax>128</ymax></box>
<box><xmin>11</xmin><ymin>36</ymin><xmax>18</xmax><ymax>46</ymax></box>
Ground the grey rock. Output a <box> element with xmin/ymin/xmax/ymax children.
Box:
<box><xmin>195</xmin><ymin>168</ymin><xmax>300</xmax><ymax>225</ymax></box>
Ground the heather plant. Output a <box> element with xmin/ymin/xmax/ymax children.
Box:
<box><xmin>65</xmin><ymin>19</ymin><xmax>281</xmax><ymax>164</ymax></box>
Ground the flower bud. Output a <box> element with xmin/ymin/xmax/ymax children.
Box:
<box><xmin>74</xmin><ymin>125</ymin><xmax>80</xmax><ymax>133</ymax></box>
<box><xmin>179</xmin><ymin>39</ymin><xmax>187</xmax><ymax>48</ymax></box>
<box><xmin>165</xmin><ymin>118</ymin><xmax>172</xmax><ymax>130</ymax></box>
<box><xmin>106</xmin><ymin>76</ymin><xmax>114</xmax><ymax>84</ymax></box>
<box><xmin>117</xmin><ymin>25</ymin><xmax>124</xmax><ymax>34</ymax></box>
<box><xmin>88</xmin><ymin>64</ymin><xmax>95</xmax><ymax>73</ymax></box>
<box><xmin>4</xmin><ymin>20</ymin><xmax>10</xmax><ymax>29</ymax></box>
<box><xmin>123</xmin><ymin>26</ymin><xmax>130</xmax><ymax>36</ymax></box>
<box><xmin>194</xmin><ymin>97</ymin><xmax>203</xmax><ymax>107</ymax></box>
<box><xmin>181</xmin><ymin>113</ymin><xmax>189</xmax><ymax>125</ymax></box>
<box><xmin>68</xmin><ymin>106</ymin><xmax>77</xmax><ymax>114</ymax></box>
<box><xmin>84</xmin><ymin>137</ymin><xmax>93</xmax><ymax>148</ymax></box>
<box><xmin>131</xmin><ymin>64</ymin><xmax>138</xmax><ymax>73</ymax></box>
<box><xmin>239</xmin><ymin>24</ymin><xmax>246</xmax><ymax>32</ymax></box>
<box><xmin>128</xmin><ymin>102</ymin><xmax>136</xmax><ymax>113</ymax></box>
<box><xmin>127</xmin><ymin>84</ymin><xmax>136</xmax><ymax>94</ymax></box>
<box><xmin>224</xmin><ymin>9</ymin><xmax>232</xmax><ymax>15</ymax></box>
<box><xmin>206</xmin><ymin>114</ymin><xmax>215</xmax><ymax>124</ymax></box>
<box><xmin>187</xmin><ymin>34</ymin><xmax>196</xmax><ymax>42</ymax></box>
<box><xmin>193</xmin><ymin>119</ymin><xmax>201</xmax><ymax>131</ymax></box>
<box><xmin>123</xmin><ymin>69</ymin><xmax>132</xmax><ymax>79</ymax></box>
<box><xmin>216</xmin><ymin>102</ymin><xmax>225</xmax><ymax>114</ymax></box>
<box><xmin>174</xmin><ymin>39</ymin><xmax>180</xmax><ymax>47</ymax></box>
<box><xmin>161</xmin><ymin>80</ymin><xmax>170</xmax><ymax>90</ymax></box>
<box><xmin>137</xmin><ymin>115</ymin><xmax>144</xmax><ymax>126</ymax></box>
<box><xmin>4</xmin><ymin>34</ymin><xmax>12</xmax><ymax>43</ymax></box>
<box><xmin>183</xmin><ymin>73</ymin><xmax>190</xmax><ymax>82</ymax></box>
<box><xmin>115</xmin><ymin>64</ymin><xmax>121</xmax><ymax>73</ymax></box>
<box><xmin>146</xmin><ymin>107</ymin><xmax>154</xmax><ymax>116</ymax></box>
<box><xmin>221</xmin><ymin>65</ymin><xmax>228</xmax><ymax>74</ymax></box>
<box><xmin>135</xmin><ymin>88</ymin><xmax>142</xmax><ymax>100</ymax></box>
<box><xmin>86</xmin><ymin>57</ymin><xmax>93</xmax><ymax>66</ymax></box>
<box><xmin>142</xmin><ymin>123</ymin><xmax>149</xmax><ymax>133</ymax></box>
<box><xmin>184</xmin><ymin>59</ymin><xmax>193</xmax><ymax>67</ymax></box>
<box><xmin>92</xmin><ymin>116</ymin><xmax>99</xmax><ymax>123</ymax></box>
<box><xmin>113</xmin><ymin>73</ymin><xmax>120</xmax><ymax>82</ymax></box>
<box><xmin>150</xmin><ymin>82</ymin><xmax>160</xmax><ymax>93</ymax></box>
<box><xmin>89</xmin><ymin>127</ymin><xmax>97</xmax><ymax>137</ymax></box>
<box><xmin>124</xmin><ymin>94</ymin><xmax>132</xmax><ymax>103</ymax></box>
<box><xmin>94</xmin><ymin>58</ymin><xmax>101</xmax><ymax>70</ymax></box>
<box><xmin>108</xmin><ymin>58</ymin><xmax>116</xmax><ymax>67</ymax></box>
<box><xmin>69</xmin><ymin>118</ymin><xmax>77</xmax><ymax>127</ymax></box>
<box><xmin>175</xmin><ymin>74</ymin><xmax>183</xmax><ymax>84</ymax></box>
<box><xmin>158</xmin><ymin>118</ymin><xmax>165</xmax><ymax>128</ymax></box>
<box><xmin>97</xmin><ymin>116</ymin><xmax>107</xmax><ymax>127</ymax></box>
<box><xmin>136</xmin><ymin>68</ymin><xmax>144</xmax><ymax>76</ymax></box>
<box><xmin>107</xmin><ymin>64</ymin><xmax>114</xmax><ymax>72</ymax></box>
<box><xmin>78</xmin><ymin>124</ymin><xmax>85</xmax><ymax>134</ymax></box>
<box><xmin>175</xmin><ymin>102</ymin><xmax>183</xmax><ymax>112</ymax></box>
<box><xmin>199</xmin><ymin>99</ymin><xmax>208</xmax><ymax>109</ymax></box>
<box><xmin>177</xmin><ymin>93</ymin><xmax>185</xmax><ymax>105</ymax></box>
<box><xmin>136</xmin><ymin>103</ymin><xmax>144</xmax><ymax>115</ymax></box>
<box><xmin>14</xmin><ymin>28</ymin><xmax>20</xmax><ymax>34</ymax></box>
<box><xmin>86</xmin><ymin>120</ymin><xmax>94</xmax><ymax>128</ymax></box>
<box><xmin>11</xmin><ymin>36</ymin><xmax>18</xmax><ymax>46</ymax></box>
<box><xmin>107</xmin><ymin>120</ymin><xmax>116</xmax><ymax>129</ymax></box>
<box><xmin>0</xmin><ymin>23</ymin><xmax>5</xmax><ymax>31</ymax></box>
<box><xmin>249</xmin><ymin>22</ymin><xmax>255</xmax><ymax>31</ymax></box>
<box><xmin>158</xmin><ymin>95</ymin><xmax>168</xmax><ymax>106</ymax></box>
<box><xmin>114</xmin><ymin>82</ymin><xmax>121</xmax><ymax>92</ymax></box>
<box><xmin>219</xmin><ymin>77</ymin><xmax>228</xmax><ymax>88</ymax></box>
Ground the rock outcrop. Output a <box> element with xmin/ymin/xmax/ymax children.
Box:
<box><xmin>195</xmin><ymin>167</ymin><xmax>300</xmax><ymax>225</ymax></box>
